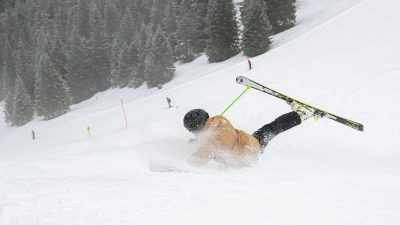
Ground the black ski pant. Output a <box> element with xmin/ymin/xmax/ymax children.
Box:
<box><xmin>252</xmin><ymin>112</ymin><xmax>301</xmax><ymax>153</ymax></box>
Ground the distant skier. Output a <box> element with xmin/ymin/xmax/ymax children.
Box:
<box><xmin>166</xmin><ymin>97</ymin><xmax>172</xmax><ymax>108</ymax></box>
<box><xmin>248</xmin><ymin>59</ymin><xmax>252</xmax><ymax>70</ymax></box>
<box><xmin>31</xmin><ymin>130</ymin><xmax>35</xmax><ymax>140</ymax></box>
<box><xmin>183</xmin><ymin>101</ymin><xmax>320</xmax><ymax>168</ymax></box>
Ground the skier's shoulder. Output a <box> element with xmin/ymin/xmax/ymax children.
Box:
<box><xmin>208</xmin><ymin>115</ymin><xmax>233</xmax><ymax>127</ymax></box>
<box><xmin>209</xmin><ymin>115</ymin><xmax>227</xmax><ymax>121</ymax></box>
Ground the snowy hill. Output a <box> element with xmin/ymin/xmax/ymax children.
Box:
<box><xmin>1</xmin><ymin>0</ymin><xmax>400</xmax><ymax>224</ymax></box>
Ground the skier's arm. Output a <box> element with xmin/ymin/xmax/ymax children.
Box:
<box><xmin>187</xmin><ymin>140</ymin><xmax>215</xmax><ymax>167</ymax></box>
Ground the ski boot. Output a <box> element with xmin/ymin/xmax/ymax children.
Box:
<box><xmin>290</xmin><ymin>101</ymin><xmax>316</xmax><ymax>121</ymax></box>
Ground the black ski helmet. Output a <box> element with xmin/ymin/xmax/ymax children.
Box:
<box><xmin>183</xmin><ymin>109</ymin><xmax>209</xmax><ymax>134</ymax></box>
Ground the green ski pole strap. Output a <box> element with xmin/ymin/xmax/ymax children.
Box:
<box><xmin>221</xmin><ymin>85</ymin><xmax>251</xmax><ymax>116</ymax></box>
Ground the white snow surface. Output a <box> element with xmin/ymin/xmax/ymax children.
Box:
<box><xmin>1</xmin><ymin>0</ymin><xmax>400</xmax><ymax>224</ymax></box>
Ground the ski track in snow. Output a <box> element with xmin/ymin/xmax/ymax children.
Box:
<box><xmin>1</xmin><ymin>0</ymin><xmax>400</xmax><ymax>224</ymax></box>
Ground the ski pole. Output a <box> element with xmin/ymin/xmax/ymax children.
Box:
<box><xmin>220</xmin><ymin>85</ymin><xmax>251</xmax><ymax>116</ymax></box>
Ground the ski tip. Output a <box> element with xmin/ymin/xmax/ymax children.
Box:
<box><xmin>236</xmin><ymin>76</ymin><xmax>245</xmax><ymax>84</ymax></box>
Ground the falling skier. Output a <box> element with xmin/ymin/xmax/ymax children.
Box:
<box><xmin>183</xmin><ymin>101</ymin><xmax>318</xmax><ymax>168</ymax></box>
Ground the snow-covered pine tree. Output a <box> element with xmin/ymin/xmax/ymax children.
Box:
<box><xmin>137</xmin><ymin>0</ymin><xmax>152</xmax><ymax>24</ymax></box>
<box><xmin>65</xmin><ymin>26</ymin><xmax>91</xmax><ymax>103</ymax></box>
<box><xmin>12</xmin><ymin>75</ymin><xmax>33</xmax><ymax>126</ymax></box>
<box><xmin>136</xmin><ymin>23</ymin><xmax>153</xmax><ymax>84</ymax></box>
<box><xmin>44</xmin><ymin>0</ymin><xmax>56</xmax><ymax>19</ymax></box>
<box><xmin>118</xmin><ymin>3</ymin><xmax>136</xmax><ymax>45</ymax></box>
<box><xmin>2</xmin><ymin>4</ymin><xmax>33</xmax><ymax>101</ymax></box>
<box><xmin>193</xmin><ymin>0</ymin><xmax>209</xmax><ymax>52</ymax></box>
<box><xmin>52</xmin><ymin>0</ymin><xmax>69</xmax><ymax>38</ymax></box>
<box><xmin>134</xmin><ymin>22</ymin><xmax>147</xmax><ymax>84</ymax></box>
<box><xmin>0</xmin><ymin>0</ymin><xmax>8</xmax><ymax>12</ymax></box>
<box><xmin>145</xmin><ymin>26</ymin><xmax>175</xmax><ymax>88</ymax></box>
<box><xmin>5</xmin><ymin>2</ymin><xmax>36</xmax><ymax>101</ymax></box>
<box><xmin>21</xmin><ymin>0</ymin><xmax>37</xmax><ymax>27</ymax></box>
<box><xmin>14</xmin><ymin>35</ymin><xmax>35</xmax><ymax>100</ymax></box>
<box><xmin>175</xmin><ymin>0</ymin><xmax>202</xmax><ymax>63</ymax></box>
<box><xmin>0</xmin><ymin>11</ymin><xmax>6</xmax><ymax>100</ymax></box>
<box><xmin>103</xmin><ymin>0</ymin><xmax>119</xmax><ymax>42</ymax></box>
<box><xmin>2</xmin><ymin>5</ymin><xmax>18</xmax><ymax>46</ymax></box>
<box><xmin>205</xmin><ymin>0</ymin><xmax>240</xmax><ymax>63</ymax></box>
<box><xmin>128</xmin><ymin>40</ymin><xmax>143</xmax><ymax>88</ymax></box>
<box><xmin>130</xmin><ymin>0</ymin><xmax>142</xmax><ymax>30</ymax></box>
<box><xmin>145</xmin><ymin>25</ymin><xmax>154</xmax><ymax>55</ymax></box>
<box><xmin>51</xmin><ymin>30</ymin><xmax>67</xmax><ymax>79</ymax></box>
<box><xmin>162</xmin><ymin>0</ymin><xmax>179</xmax><ymax>61</ymax></box>
<box><xmin>35</xmin><ymin>53</ymin><xmax>72</xmax><ymax>120</ymax></box>
<box><xmin>110</xmin><ymin>34</ymin><xmax>121</xmax><ymax>88</ymax></box>
<box><xmin>87</xmin><ymin>2</ymin><xmax>111</xmax><ymax>92</ymax></box>
<box><xmin>13</xmin><ymin>4</ymin><xmax>30</xmax><ymax>48</ymax></box>
<box><xmin>32</xmin><ymin>26</ymin><xmax>52</xmax><ymax>79</ymax></box>
<box><xmin>2</xmin><ymin>40</ymin><xmax>16</xmax><ymax>96</ymax></box>
<box><xmin>264</xmin><ymin>0</ymin><xmax>296</xmax><ymax>34</ymax></box>
<box><xmin>167</xmin><ymin>33</ymin><xmax>179</xmax><ymax>62</ymax></box>
<box><xmin>163</xmin><ymin>0</ymin><xmax>177</xmax><ymax>35</ymax></box>
<box><xmin>3</xmin><ymin>2</ymin><xmax>18</xmax><ymax>48</ymax></box>
<box><xmin>117</xmin><ymin>40</ymin><xmax>133</xmax><ymax>87</ymax></box>
<box><xmin>3</xmin><ymin>91</ymin><xmax>15</xmax><ymax>125</ymax></box>
<box><xmin>129</xmin><ymin>37</ymin><xmax>139</xmax><ymax>67</ymax></box>
<box><xmin>73</xmin><ymin>0</ymin><xmax>91</xmax><ymax>39</ymax></box>
<box><xmin>242</xmin><ymin>0</ymin><xmax>272</xmax><ymax>57</ymax></box>
<box><xmin>150</xmin><ymin>0</ymin><xmax>166</xmax><ymax>28</ymax></box>
<box><xmin>143</xmin><ymin>25</ymin><xmax>154</xmax><ymax>86</ymax></box>
<box><xmin>0</xmin><ymin>76</ymin><xmax>3</xmax><ymax>102</ymax></box>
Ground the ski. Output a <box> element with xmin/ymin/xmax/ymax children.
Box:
<box><xmin>236</xmin><ymin>76</ymin><xmax>364</xmax><ymax>131</ymax></box>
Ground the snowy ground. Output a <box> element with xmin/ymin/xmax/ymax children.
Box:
<box><xmin>1</xmin><ymin>0</ymin><xmax>400</xmax><ymax>224</ymax></box>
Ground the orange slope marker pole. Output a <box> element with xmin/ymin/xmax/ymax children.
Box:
<box><xmin>121</xmin><ymin>99</ymin><xmax>128</xmax><ymax>126</ymax></box>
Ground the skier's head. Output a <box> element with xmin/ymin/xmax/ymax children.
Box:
<box><xmin>183</xmin><ymin>109</ymin><xmax>209</xmax><ymax>134</ymax></box>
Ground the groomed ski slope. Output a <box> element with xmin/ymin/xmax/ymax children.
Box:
<box><xmin>1</xmin><ymin>0</ymin><xmax>400</xmax><ymax>224</ymax></box>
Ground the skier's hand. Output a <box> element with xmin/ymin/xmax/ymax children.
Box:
<box><xmin>188</xmin><ymin>138</ymin><xmax>196</xmax><ymax>144</ymax></box>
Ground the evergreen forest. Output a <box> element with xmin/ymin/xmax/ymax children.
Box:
<box><xmin>0</xmin><ymin>0</ymin><xmax>296</xmax><ymax>126</ymax></box>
